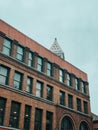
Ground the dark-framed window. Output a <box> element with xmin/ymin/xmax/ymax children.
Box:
<box><xmin>37</xmin><ymin>56</ymin><xmax>43</xmax><ymax>72</ymax></box>
<box><xmin>16</xmin><ymin>45</ymin><xmax>24</xmax><ymax>62</ymax></box>
<box><xmin>75</xmin><ymin>78</ymin><xmax>80</xmax><ymax>90</ymax></box>
<box><xmin>0</xmin><ymin>65</ymin><xmax>9</xmax><ymax>85</ymax></box>
<box><xmin>2</xmin><ymin>38</ymin><xmax>12</xmax><ymax>56</ymax></box>
<box><xmin>13</xmin><ymin>71</ymin><xmax>23</xmax><ymax>90</ymax></box>
<box><xmin>61</xmin><ymin>116</ymin><xmax>73</xmax><ymax>130</ymax></box>
<box><xmin>47</xmin><ymin>62</ymin><xmax>52</xmax><ymax>76</ymax></box>
<box><xmin>68</xmin><ymin>94</ymin><xmax>73</xmax><ymax>109</ymax></box>
<box><xmin>46</xmin><ymin>111</ymin><xmax>53</xmax><ymax>130</ymax></box>
<box><xmin>77</xmin><ymin>98</ymin><xmax>81</xmax><ymax>112</ymax></box>
<box><xmin>79</xmin><ymin>122</ymin><xmax>89</xmax><ymax>130</ymax></box>
<box><xmin>9</xmin><ymin>101</ymin><xmax>20</xmax><ymax>128</ymax></box>
<box><xmin>34</xmin><ymin>108</ymin><xmax>42</xmax><ymax>130</ymax></box>
<box><xmin>66</xmin><ymin>73</ymin><xmax>72</xmax><ymax>86</ymax></box>
<box><xmin>83</xmin><ymin>101</ymin><xmax>88</xmax><ymax>114</ymax></box>
<box><xmin>36</xmin><ymin>81</ymin><xmax>43</xmax><ymax>97</ymax></box>
<box><xmin>60</xmin><ymin>91</ymin><xmax>65</xmax><ymax>105</ymax></box>
<box><xmin>26</xmin><ymin>77</ymin><xmax>33</xmax><ymax>93</ymax></box>
<box><xmin>28</xmin><ymin>52</ymin><xmax>33</xmax><ymax>67</ymax></box>
<box><xmin>24</xmin><ymin>105</ymin><xmax>31</xmax><ymax>130</ymax></box>
<box><xmin>59</xmin><ymin>69</ymin><xmax>64</xmax><ymax>83</ymax></box>
<box><xmin>0</xmin><ymin>97</ymin><xmax>6</xmax><ymax>125</ymax></box>
<box><xmin>82</xmin><ymin>82</ymin><xmax>87</xmax><ymax>94</ymax></box>
<box><xmin>46</xmin><ymin>85</ymin><xmax>53</xmax><ymax>101</ymax></box>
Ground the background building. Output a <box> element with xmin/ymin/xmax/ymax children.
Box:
<box><xmin>0</xmin><ymin>19</ymin><xmax>93</xmax><ymax>130</ymax></box>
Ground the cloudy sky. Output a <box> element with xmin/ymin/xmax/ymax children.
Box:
<box><xmin>0</xmin><ymin>0</ymin><xmax>98</xmax><ymax>115</ymax></box>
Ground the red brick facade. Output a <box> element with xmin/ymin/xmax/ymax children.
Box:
<box><xmin>0</xmin><ymin>19</ymin><xmax>93</xmax><ymax>130</ymax></box>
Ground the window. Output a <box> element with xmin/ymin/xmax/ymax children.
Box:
<box><xmin>9</xmin><ymin>101</ymin><xmax>20</xmax><ymax>128</ymax></box>
<box><xmin>28</xmin><ymin>52</ymin><xmax>33</xmax><ymax>67</ymax></box>
<box><xmin>16</xmin><ymin>45</ymin><xmax>24</xmax><ymax>61</ymax></box>
<box><xmin>24</xmin><ymin>105</ymin><xmax>31</xmax><ymax>130</ymax></box>
<box><xmin>60</xmin><ymin>91</ymin><xmax>65</xmax><ymax>105</ymax></box>
<box><xmin>75</xmin><ymin>78</ymin><xmax>80</xmax><ymax>90</ymax></box>
<box><xmin>34</xmin><ymin>108</ymin><xmax>42</xmax><ymax>130</ymax></box>
<box><xmin>46</xmin><ymin>111</ymin><xmax>53</xmax><ymax>130</ymax></box>
<box><xmin>47</xmin><ymin>62</ymin><xmax>52</xmax><ymax>76</ymax></box>
<box><xmin>0</xmin><ymin>97</ymin><xmax>6</xmax><ymax>125</ymax></box>
<box><xmin>66</xmin><ymin>73</ymin><xmax>72</xmax><ymax>86</ymax></box>
<box><xmin>36</xmin><ymin>81</ymin><xmax>43</xmax><ymax>97</ymax></box>
<box><xmin>46</xmin><ymin>85</ymin><xmax>53</xmax><ymax>101</ymax></box>
<box><xmin>2</xmin><ymin>38</ymin><xmax>12</xmax><ymax>56</ymax></box>
<box><xmin>59</xmin><ymin>69</ymin><xmax>64</xmax><ymax>83</ymax></box>
<box><xmin>83</xmin><ymin>101</ymin><xmax>88</xmax><ymax>114</ymax></box>
<box><xmin>77</xmin><ymin>98</ymin><xmax>81</xmax><ymax>111</ymax></box>
<box><xmin>26</xmin><ymin>77</ymin><xmax>33</xmax><ymax>93</ymax></box>
<box><xmin>82</xmin><ymin>82</ymin><xmax>87</xmax><ymax>94</ymax></box>
<box><xmin>68</xmin><ymin>94</ymin><xmax>73</xmax><ymax>109</ymax></box>
<box><xmin>79</xmin><ymin>122</ymin><xmax>89</xmax><ymax>130</ymax></box>
<box><xmin>37</xmin><ymin>57</ymin><xmax>43</xmax><ymax>72</ymax></box>
<box><xmin>14</xmin><ymin>72</ymin><xmax>23</xmax><ymax>90</ymax></box>
<box><xmin>61</xmin><ymin>116</ymin><xmax>73</xmax><ymax>130</ymax></box>
<box><xmin>0</xmin><ymin>65</ymin><xmax>9</xmax><ymax>85</ymax></box>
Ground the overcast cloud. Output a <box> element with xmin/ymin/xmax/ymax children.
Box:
<box><xmin>0</xmin><ymin>0</ymin><xmax>98</xmax><ymax>115</ymax></box>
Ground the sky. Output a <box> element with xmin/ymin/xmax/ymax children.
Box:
<box><xmin>0</xmin><ymin>0</ymin><xmax>98</xmax><ymax>115</ymax></box>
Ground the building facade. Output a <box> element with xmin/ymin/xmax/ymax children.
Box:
<box><xmin>0</xmin><ymin>19</ymin><xmax>93</xmax><ymax>130</ymax></box>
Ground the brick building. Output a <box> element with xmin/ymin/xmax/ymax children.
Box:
<box><xmin>0</xmin><ymin>19</ymin><xmax>93</xmax><ymax>130</ymax></box>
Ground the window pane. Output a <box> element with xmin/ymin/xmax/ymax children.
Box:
<box><xmin>2</xmin><ymin>47</ymin><xmax>11</xmax><ymax>56</ymax></box>
<box><xmin>0</xmin><ymin>75</ymin><xmax>6</xmax><ymax>84</ymax></box>
<box><xmin>60</xmin><ymin>91</ymin><xmax>65</xmax><ymax>105</ymax></box>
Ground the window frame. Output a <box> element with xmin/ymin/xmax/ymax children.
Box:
<box><xmin>37</xmin><ymin>56</ymin><xmax>43</xmax><ymax>72</ymax></box>
<box><xmin>13</xmin><ymin>71</ymin><xmax>23</xmax><ymax>90</ymax></box>
<box><xmin>0</xmin><ymin>97</ymin><xmax>6</xmax><ymax>126</ymax></box>
<box><xmin>34</xmin><ymin>108</ymin><xmax>42</xmax><ymax>130</ymax></box>
<box><xmin>26</xmin><ymin>77</ymin><xmax>33</xmax><ymax>93</ymax></box>
<box><xmin>16</xmin><ymin>45</ymin><xmax>24</xmax><ymax>62</ymax></box>
<box><xmin>66</xmin><ymin>73</ymin><xmax>72</xmax><ymax>86</ymax></box>
<box><xmin>60</xmin><ymin>91</ymin><xmax>65</xmax><ymax>105</ymax></box>
<box><xmin>24</xmin><ymin>105</ymin><xmax>31</xmax><ymax>130</ymax></box>
<box><xmin>9</xmin><ymin>101</ymin><xmax>20</xmax><ymax>128</ymax></box>
<box><xmin>46</xmin><ymin>85</ymin><xmax>53</xmax><ymax>101</ymax></box>
<box><xmin>28</xmin><ymin>51</ymin><xmax>33</xmax><ymax>67</ymax></box>
<box><xmin>59</xmin><ymin>69</ymin><xmax>64</xmax><ymax>83</ymax></box>
<box><xmin>77</xmin><ymin>98</ymin><xmax>81</xmax><ymax>112</ymax></box>
<box><xmin>47</xmin><ymin>62</ymin><xmax>52</xmax><ymax>76</ymax></box>
<box><xmin>68</xmin><ymin>94</ymin><xmax>73</xmax><ymax>109</ymax></box>
<box><xmin>46</xmin><ymin>111</ymin><xmax>53</xmax><ymax>130</ymax></box>
<box><xmin>2</xmin><ymin>38</ymin><xmax>12</xmax><ymax>56</ymax></box>
<box><xmin>36</xmin><ymin>81</ymin><xmax>43</xmax><ymax>98</ymax></box>
<box><xmin>83</xmin><ymin>101</ymin><xmax>88</xmax><ymax>114</ymax></box>
<box><xmin>0</xmin><ymin>65</ymin><xmax>9</xmax><ymax>85</ymax></box>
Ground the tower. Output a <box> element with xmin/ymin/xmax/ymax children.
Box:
<box><xmin>50</xmin><ymin>38</ymin><xmax>65</xmax><ymax>60</ymax></box>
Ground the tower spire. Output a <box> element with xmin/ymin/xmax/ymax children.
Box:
<box><xmin>50</xmin><ymin>38</ymin><xmax>65</xmax><ymax>59</ymax></box>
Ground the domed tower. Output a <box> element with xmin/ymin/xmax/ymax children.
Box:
<box><xmin>50</xmin><ymin>38</ymin><xmax>65</xmax><ymax>60</ymax></box>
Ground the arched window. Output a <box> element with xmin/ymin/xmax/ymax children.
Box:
<box><xmin>79</xmin><ymin>121</ymin><xmax>89</xmax><ymax>130</ymax></box>
<box><xmin>61</xmin><ymin>116</ymin><xmax>73</xmax><ymax>130</ymax></box>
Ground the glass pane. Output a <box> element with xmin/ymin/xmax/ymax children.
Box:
<box><xmin>0</xmin><ymin>66</ymin><xmax>8</xmax><ymax>76</ymax></box>
<box><xmin>2</xmin><ymin>47</ymin><xmax>10</xmax><ymax>56</ymax></box>
<box><xmin>14</xmin><ymin>73</ymin><xmax>21</xmax><ymax>81</ymax></box>
<box><xmin>0</xmin><ymin>75</ymin><xmax>6</xmax><ymax>84</ymax></box>
<box><xmin>38</xmin><ymin>57</ymin><xmax>42</xmax><ymax>64</ymax></box>
<box><xmin>4</xmin><ymin>39</ymin><xmax>11</xmax><ymax>48</ymax></box>
<box><xmin>16</xmin><ymin>54</ymin><xmax>23</xmax><ymax>61</ymax></box>
<box><xmin>17</xmin><ymin>46</ymin><xmax>23</xmax><ymax>54</ymax></box>
<box><xmin>14</xmin><ymin>81</ymin><xmax>20</xmax><ymax>89</ymax></box>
